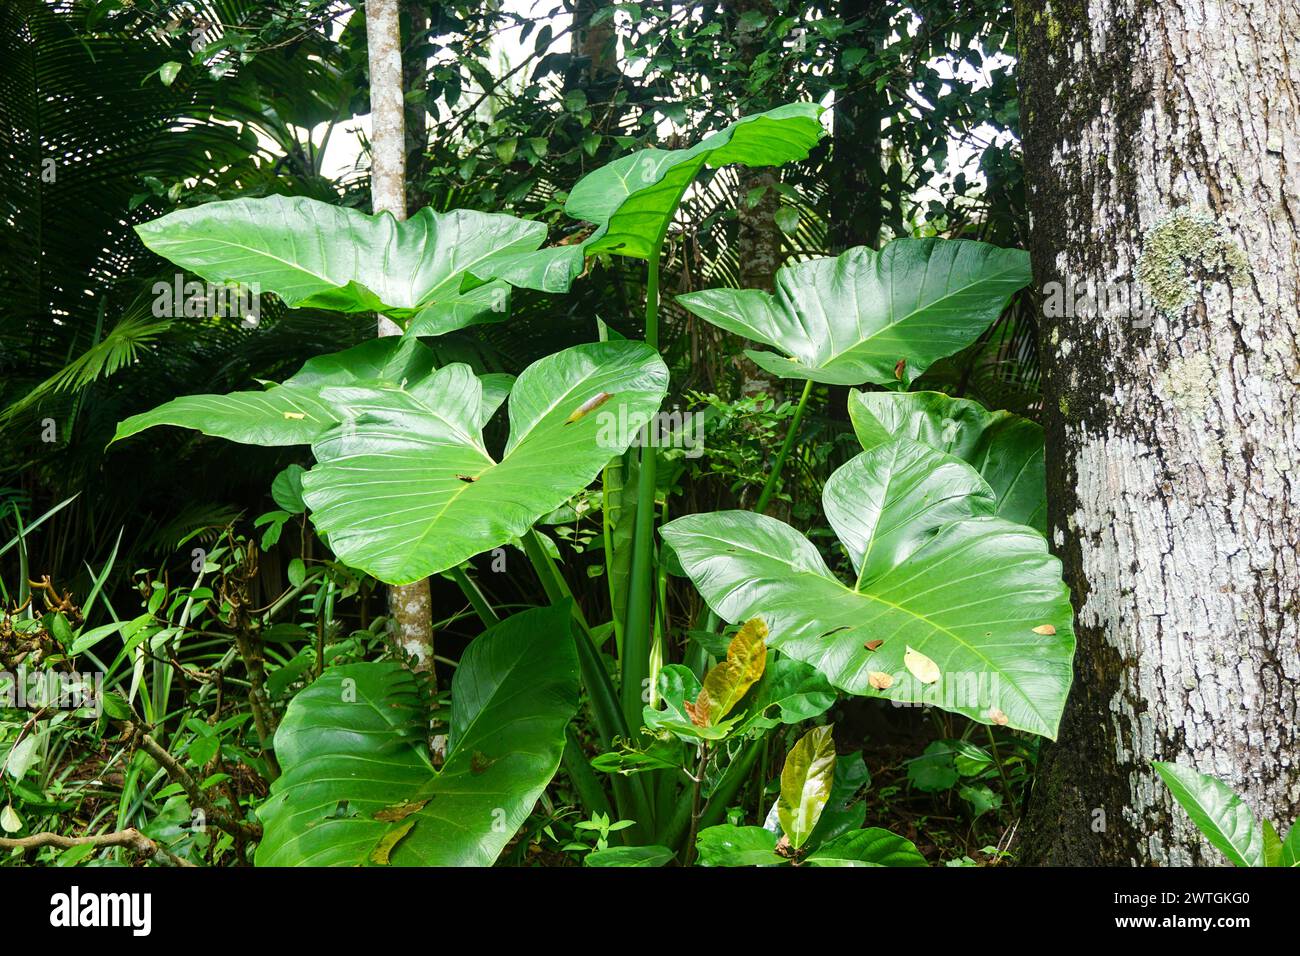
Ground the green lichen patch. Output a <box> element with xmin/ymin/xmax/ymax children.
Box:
<box><xmin>1137</xmin><ymin>210</ymin><xmax>1249</xmax><ymax>313</ymax></box>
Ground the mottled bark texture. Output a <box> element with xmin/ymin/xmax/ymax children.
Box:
<box><xmin>1017</xmin><ymin>0</ymin><xmax>1300</xmax><ymax>865</ymax></box>
<box><xmin>366</xmin><ymin>0</ymin><xmax>433</xmax><ymax>672</ymax></box>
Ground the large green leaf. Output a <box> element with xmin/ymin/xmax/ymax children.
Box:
<box><xmin>584</xmin><ymin>845</ymin><xmax>675</xmax><ymax>867</ymax></box>
<box><xmin>255</xmin><ymin>603</ymin><xmax>579</xmax><ymax>866</ymax></box>
<box><xmin>474</xmin><ymin>103</ymin><xmax>825</xmax><ymax>290</ymax></box>
<box><xmin>112</xmin><ymin>336</ymin><xmax>443</xmax><ymax>446</ymax></box>
<box><xmin>825</xmin><ymin>440</ymin><xmax>996</xmax><ymax>585</ymax></box>
<box><xmin>805</xmin><ymin>828</ymin><xmax>927</xmax><ymax>867</ymax></box>
<box><xmin>734</xmin><ymin>654</ymin><xmax>836</xmax><ymax>734</ymax></box>
<box><xmin>661</xmin><ymin>452</ymin><xmax>1075</xmax><ymax>738</ymax></box>
<box><xmin>694</xmin><ymin>825</ymin><xmax>783</xmax><ymax>866</ymax></box>
<box><xmin>675</xmin><ymin>239</ymin><xmax>1031</xmax><ymax>386</ymax></box>
<box><xmin>849</xmin><ymin>389</ymin><xmax>1046</xmax><ymax>533</ymax></box>
<box><xmin>1153</xmin><ymin>762</ymin><xmax>1263</xmax><ymax>867</ymax></box>
<box><xmin>135</xmin><ymin>195</ymin><xmax>550</xmax><ymax>334</ymax></box>
<box><xmin>302</xmin><ymin>341</ymin><xmax>668</xmax><ymax>583</ymax></box>
<box><xmin>777</xmin><ymin>725</ymin><xmax>836</xmax><ymax>849</ymax></box>
<box><xmin>1281</xmin><ymin>820</ymin><xmax>1300</xmax><ymax>867</ymax></box>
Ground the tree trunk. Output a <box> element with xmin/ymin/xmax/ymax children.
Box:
<box><xmin>1016</xmin><ymin>0</ymin><xmax>1300</xmax><ymax>865</ymax></box>
<box><xmin>366</xmin><ymin>0</ymin><xmax>433</xmax><ymax>673</ymax></box>
<box><xmin>829</xmin><ymin>0</ymin><xmax>883</xmax><ymax>253</ymax></box>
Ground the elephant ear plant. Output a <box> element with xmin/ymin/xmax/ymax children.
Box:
<box><xmin>114</xmin><ymin>100</ymin><xmax>1078</xmax><ymax>866</ymax></box>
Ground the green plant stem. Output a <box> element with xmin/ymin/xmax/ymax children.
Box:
<box><xmin>754</xmin><ymin>378</ymin><xmax>814</xmax><ymax>514</ymax></box>
<box><xmin>563</xmin><ymin>726</ymin><xmax>614</xmax><ymax>819</ymax></box>
<box><xmin>521</xmin><ymin>530</ymin><xmax>654</xmax><ymax>831</ymax></box>
<box><xmin>985</xmin><ymin>726</ymin><xmax>1017</xmax><ymax>812</ymax></box>
<box><xmin>622</xmin><ymin>252</ymin><xmax>661</xmax><ymax>735</ymax></box>
<box><xmin>448</xmin><ymin>565</ymin><xmax>499</xmax><ymax>626</ymax></box>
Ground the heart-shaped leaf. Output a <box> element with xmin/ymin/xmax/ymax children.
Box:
<box><xmin>135</xmin><ymin>195</ymin><xmax>550</xmax><ymax>334</ymax></box>
<box><xmin>675</xmin><ymin>239</ymin><xmax>1030</xmax><ymax>386</ymax></box>
<box><xmin>849</xmin><ymin>389</ymin><xmax>1046</xmax><ymax>533</ymax></box>
<box><xmin>824</xmin><ymin>438</ymin><xmax>996</xmax><ymax>585</ymax></box>
<box><xmin>1154</xmin><ymin>761</ymin><xmax>1263</xmax><ymax>867</ymax></box>
<box><xmin>302</xmin><ymin>341</ymin><xmax>667</xmax><ymax>583</ymax></box>
<box><xmin>473</xmin><ymin>103</ymin><xmax>825</xmax><ymax>290</ymax></box>
<box><xmin>661</xmin><ymin>448</ymin><xmax>1076</xmax><ymax>738</ymax></box>
<box><xmin>255</xmin><ymin>603</ymin><xmax>579</xmax><ymax>866</ymax></box>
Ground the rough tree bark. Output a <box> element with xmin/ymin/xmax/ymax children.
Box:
<box><xmin>366</xmin><ymin>0</ymin><xmax>433</xmax><ymax>672</ymax></box>
<box><xmin>1017</xmin><ymin>0</ymin><xmax>1300</xmax><ymax>864</ymax></box>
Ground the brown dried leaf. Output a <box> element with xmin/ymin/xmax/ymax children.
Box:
<box><xmin>903</xmin><ymin>645</ymin><xmax>940</xmax><ymax>684</ymax></box>
<box><xmin>564</xmin><ymin>391</ymin><xmax>614</xmax><ymax>424</ymax></box>
<box><xmin>868</xmin><ymin>671</ymin><xmax>894</xmax><ymax>690</ymax></box>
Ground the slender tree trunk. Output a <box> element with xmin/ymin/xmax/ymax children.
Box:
<box><xmin>366</xmin><ymin>0</ymin><xmax>433</xmax><ymax>672</ymax></box>
<box><xmin>829</xmin><ymin>0</ymin><xmax>883</xmax><ymax>253</ymax></box>
<box><xmin>1016</xmin><ymin>0</ymin><xmax>1300</xmax><ymax>865</ymax></box>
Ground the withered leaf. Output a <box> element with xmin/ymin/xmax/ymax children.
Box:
<box><xmin>683</xmin><ymin>697</ymin><xmax>710</xmax><ymax>728</ymax></box>
<box><xmin>1031</xmin><ymin>624</ymin><xmax>1057</xmax><ymax>635</ymax></box>
<box><xmin>863</xmin><ymin>639</ymin><xmax>884</xmax><ymax>651</ymax></box>
<box><xmin>894</xmin><ymin>358</ymin><xmax>906</xmax><ymax>380</ymax></box>
<box><xmin>374</xmin><ymin>799</ymin><xmax>428</xmax><ymax>822</ymax></box>
<box><xmin>695</xmin><ymin>617</ymin><xmax>768</xmax><ymax>726</ymax></box>
<box><xmin>868</xmin><ymin>671</ymin><xmax>894</xmax><ymax>690</ymax></box>
<box><xmin>369</xmin><ymin>818</ymin><xmax>416</xmax><ymax>866</ymax></box>
<box><xmin>987</xmin><ymin>707</ymin><xmax>1010</xmax><ymax>726</ymax></box>
<box><xmin>282</xmin><ymin>411</ymin><xmax>306</xmax><ymax>420</ymax></box>
<box><xmin>470</xmin><ymin>751</ymin><xmax>498</xmax><ymax>774</ymax></box>
<box><xmin>456</xmin><ymin>474</ymin><xmax>478</xmax><ymax>483</ymax></box>
<box><xmin>564</xmin><ymin>391</ymin><xmax>614</xmax><ymax>424</ymax></box>
<box><xmin>903</xmin><ymin>645</ymin><xmax>941</xmax><ymax>684</ymax></box>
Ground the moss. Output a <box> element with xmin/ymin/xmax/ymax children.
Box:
<box><xmin>1137</xmin><ymin>210</ymin><xmax>1249</xmax><ymax>313</ymax></box>
<box><xmin>1058</xmin><ymin>396</ymin><xmax>1070</xmax><ymax>416</ymax></box>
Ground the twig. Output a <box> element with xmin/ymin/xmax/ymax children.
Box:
<box><xmin>0</xmin><ymin>827</ymin><xmax>195</xmax><ymax>866</ymax></box>
<box><xmin>127</xmin><ymin>723</ymin><xmax>262</xmax><ymax>842</ymax></box>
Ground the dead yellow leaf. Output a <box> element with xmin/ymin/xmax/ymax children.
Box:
<box><xmin>903</xmin><ymin>646</ymin><xmax>940</xmax><ymax>684</ymax></box>
<box><xmin>564</xmin><ymin>391</ymin><xmax>614</xmax><ymax>424</ymax></box>
<box><xmin>282</xmin><ymin>411</ymin><xmax>306</xmax><ymax>420</ymax></box>
<box><xmin>1032</xmin><ymin>624</ymin><xmax>1057</xmax><ymax>635</ymax></box>
<box><xmin>695</xmin><ymin>618</ymin><xmax>768</xmax><ymax>726</ymax></box>
<box><xmin>868</xmin><ymin>671</ymin><xmax>894</xmax><ymax>690</ymax></box>
<box><xmin>369</xmin><ymin>818</ymin><xmax>416</xmax><ymax>865</ymax></box>
<box><xmin>988</xmin><ymin>707</ymin><xmax>1010</xmax><ymax>726</ymax></box>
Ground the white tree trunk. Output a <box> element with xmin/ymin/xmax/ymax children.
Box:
<box><xmin>366</xmin><ymin>0</ymin><xmax>433</xmax><ymax>671</ymax></box>
<box><xmin>1018</xmin><ymin>0</ymin><xmax>1300</xmax><ymax>865</ymax></box>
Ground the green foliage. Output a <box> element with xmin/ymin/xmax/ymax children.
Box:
<box><xmin>676</xmin><ymin>240</ymin><xmax>1031</xmax><ymax>386</ymax></box>
<box><xmin>256</xmin><ymin>603</ymin><xmax>579</xmax><ymax>866</ymax></box>
<box><xmin>1154</xmin><ymin>761</ymin><xmax>1298</xmax><ymax>867</ymax></box>
<box><xmin>135</xmin><ymin>196</ymin><xmax>552</xmax><ymax>335</ymax></box>
<box><xmin>662</xmin><ymin>441</ymin><xmax>1075</xmax><ymax>737</ymax></box>
<box><xmin>696</xmin><ymin>727</ymin><xmax>925</xmax><ymax>867</ymax></box>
